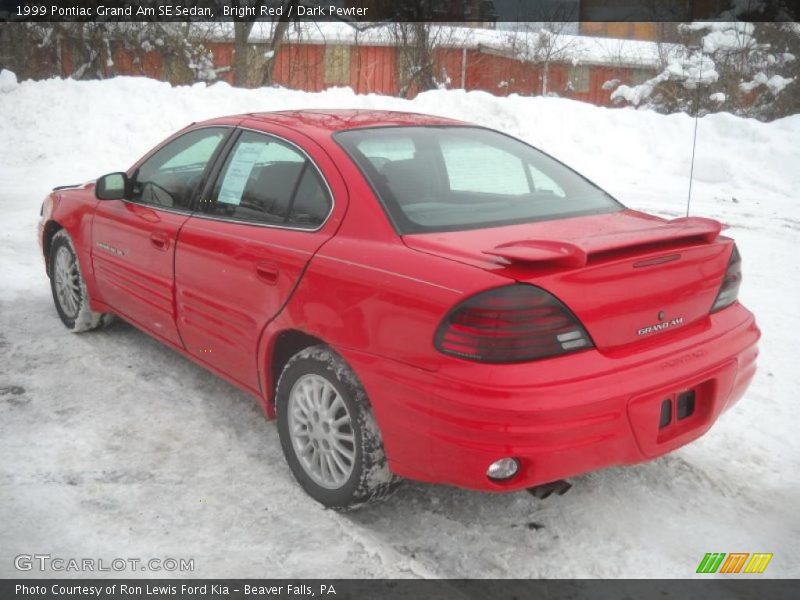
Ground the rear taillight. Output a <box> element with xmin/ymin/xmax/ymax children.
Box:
<box><xmin>711</xmin><ymin>245</ymin><xmax>742</xmax><ymax>313</ymax></box>
<box><xmin>434</xmin><ymin>284</ymin><xmax>593</xmax><ymax>363</ymax></box>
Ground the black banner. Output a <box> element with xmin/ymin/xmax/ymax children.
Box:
<box><xmin>1</xmin><ymin>0</ymin><xmax>799</xmax><ymax>23</ymax></box>
<box><xmin>2</xmin><ymin>580</ymin><xmax>799</xmax><ymax>600</ymax></box>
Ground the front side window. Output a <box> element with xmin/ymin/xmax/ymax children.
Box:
<box><xmin>335</xmin><ymin>126</ymin><xmax>620</xmax><ymax>233</ymax></box>
<box><xmin>204</xmin><ymin>131</ymin><xmax>331</xmax><ymax>229</ymax></box>
<box><xmin>130</xmin><ymin>128</ymin><xmax>228</xmax><ymax>210</ymax></box>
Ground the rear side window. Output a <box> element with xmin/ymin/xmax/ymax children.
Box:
<box><xmin>335</xmin><ymin>126</ymin><xmax>620</xmax><ymax>234</ymax></box>
<box><xmin>205</xmin><ymin>130</ymin><xmax>331</xmax><ymax>229</ymax></box>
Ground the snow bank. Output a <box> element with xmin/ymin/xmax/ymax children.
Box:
<box><xmin>1</xmin><ymin>76</ymin><xmax>798</xmax><ymax>578</ymax></box>
<box><xmin>2</xmin><ymin>75</ymin><xmax>798</xmax><ymax>212</ymax></box>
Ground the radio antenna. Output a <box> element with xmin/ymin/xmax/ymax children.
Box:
<box><xmin>686</xmin><ymin>36</ymin><xmax>704</xmax><ymax>217</ymax></box>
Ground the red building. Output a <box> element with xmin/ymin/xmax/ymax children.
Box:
<box><xmin>61</xmin><ymin>24</ymin><xmax>665</xmax><ymax>107</ymax></box>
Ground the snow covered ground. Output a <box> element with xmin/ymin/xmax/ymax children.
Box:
<box><xmin>1</xmin><ymin>74</ymin><xmax>799</xmax><ymax>578</ymax></box>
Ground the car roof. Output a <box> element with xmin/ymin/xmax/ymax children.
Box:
<box><xmin>238</xmin><ymin>109</ymin><xmax>469</xmax><ymax>135</ymax></box>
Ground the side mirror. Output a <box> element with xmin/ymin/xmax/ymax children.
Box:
<box><xmin>96</xmin><ymin>172</ymin><xmax>128</xmax><ymax>200</ymax></box>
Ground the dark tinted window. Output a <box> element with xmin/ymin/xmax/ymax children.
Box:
<box><xmin>206</xmin><ymin>131</ymin><xmax>331</xmax><ymax>229</ymax></box>
<box><xmin>287</xmin><ymin>167</ymin><xmax>330</xmax><ymax>228</ymax></box>
<box><xmin>335</xmin><ymin>126</ymin><xmax>621</xmax><ymax>234</ymax></box>
<box><xmin>130</xmin><ymin>128</ymin><xmax>227</xmax><ymax>210</ymax></box>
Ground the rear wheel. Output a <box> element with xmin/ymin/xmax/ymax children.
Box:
<box><xmin>49</xmin><ymin>230</ymin><xmax>109</xmax><ymax>332</ymax></box>
<box><xmin>276</xmin><ymin>345</ymin><xmax>398</xmax><ymax>509</ymax></box>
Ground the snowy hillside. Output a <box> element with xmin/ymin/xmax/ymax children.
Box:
<box><xmin>1</xmin><ymin>74</ymin><xmax>798</xmax><ymax>578</ymax></box>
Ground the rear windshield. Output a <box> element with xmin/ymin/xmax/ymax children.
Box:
<box><xmin>334</xmin><ymin>126</ymin><xmax>621</xmax><ymax>234</ymax></box>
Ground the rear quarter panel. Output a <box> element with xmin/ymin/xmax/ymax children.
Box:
<box><xmin>256</xmin><ymin>131</ymin><xmax>509</xmax><ymax>406</ymax></box>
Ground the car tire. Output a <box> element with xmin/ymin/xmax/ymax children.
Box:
<box><xmin>49</xmin><ymin>230</ymin><xmax>109</xmax><ymax>333</ymax></box>
<box><xmin>276</xmin><ymin>345</ymin><xmax>399</xmax><ymax>510</ymax></box>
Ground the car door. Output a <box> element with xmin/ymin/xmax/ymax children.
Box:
<box><xmin>174</xmin><ymin>123</ymin><xmax>346</xmax><ymax>393</ymax></box>
<box><xmin>91</xmin><ymin>126</ymin><xmax>231</xmax><ymax>346</ymax></box>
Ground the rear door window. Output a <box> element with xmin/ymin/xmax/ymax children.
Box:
<box><xmin>204</xmin><ymin>130</ymin><xmax>332</xmax><ymax>229</ymax></box>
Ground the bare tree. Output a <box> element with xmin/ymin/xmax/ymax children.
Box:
<box><xmin>259</xmin><ymin>2</ymin><xmax>302</xmax><ymax>86</ymax></box>
<box><xmin>232</xmin><ymin>20</ymin><xmax>257</xmax><ymax>87</ymax></box>
<box><xmin>390</xmin><ymin>24</ymin><xmax>459</xmax><ymax>98</ymax></box>
<box><xmin>0</xmin><ymin>1</ymin><xmax>373</xmax><ymax>91</ymax></box>
<box><xmin>109</xmin><ymin>23</ymin><xmax>226</xmax><ymax>84</ymax></box>
<box><xmin>227</xmin><ymin>0</ymin><xmax>302</xmax><ymax>87</ymax></box>
<box><xmin>391</xmin><ymin>23</ymin><xmax>435</xmax><ymax>97</ymax></box>
<box><xmin>0</xmin><ymin>22</ymin><xmax>228</xmax><ymax>84</ymax></box>
<box><xmin>0</xmin><ymin>24</ymin><xmax>68</xmax><ymax>80</ymax></box>
<box><xmin>509</xmin><ymin>22</ymin><xmax>575</xmax><ymax>95</ymax></box>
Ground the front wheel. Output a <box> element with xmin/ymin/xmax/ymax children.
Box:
<box><xmin>276</xmin><ymin>345</ymin><xmax>398</xmax><ymax>509</ymax></box>
<box><xmin>49</xmin><ymin>230</ymin><xmax>109</xmax><ymax>332</ymax></box>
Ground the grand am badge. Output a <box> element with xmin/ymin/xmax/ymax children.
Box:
<box><xmin>638</xmin><ymin>316</ymin><xmax>684</xmax><ymax>336</ymax></box>
<box><xmin>96</xmin><ymin>241</ymin><xmax>127</xmax><ymax>256</ymax></box>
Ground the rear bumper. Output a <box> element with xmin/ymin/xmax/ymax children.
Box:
<box><xmin>338</xmin><ymin>303</ymin><xmax>760</xmax><ymax>491</ymax></box>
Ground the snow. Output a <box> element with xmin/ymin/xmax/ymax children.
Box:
<box><xmin>0</xmin><ymin>69</ymin><xmax>18</xmax><ymax>93</ymax></box>
<box><xmin>609</xmin><ymin>21</ymin><xmax>797</xmax><ymax>114</ymax></box>
<box><xmin>665</xmin><ymin>53</ymin><xmax>719</xmax><ymax>87</ymax></box>
<box><xmin>611</xmin><ymin>79</ymin><xmax>658</xmax><ymax>107</ymax></box>
<box><xmin>601</xmin><ymin>78</ymin><xmax>620</xmax><ymax>91</ymax></box>
<box><xmin>195</xmin><ymin>22</ymin><xmax>674</xmax><ymax>69</ymax></box>
<box><xmin>766</xmin><ymin>75</ymin><xmax>794</xmax><ymax>94</ymax></box>
<box><xmin>1</xmin><ymin>76</ymin><xmax>799</xmax><ymax>578</ymax></box>
<box><xmin>741</xmin><ymin>72</ymin><xmax>794</xmax><ymax>95</ymax></box>
<box><xmin>686</xmin><ymin>21</ymin><xmax>756</xmax><ymax>53</ymax></box>
<box><xmin>610</xmin><ymin>49</ymin><xmax>720</xmax><ymax>107</ymax></box>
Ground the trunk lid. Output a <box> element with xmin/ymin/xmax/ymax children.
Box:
<box><xmin>403</xmin><ymin>210</ymin><xmax>733</xmax><ymax>351</ymax></box>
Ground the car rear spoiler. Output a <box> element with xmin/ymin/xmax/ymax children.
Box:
<box><xmin>482</xmin><ymin>217</ymin><xmax>723</xmax><ymax>268</ymax></box>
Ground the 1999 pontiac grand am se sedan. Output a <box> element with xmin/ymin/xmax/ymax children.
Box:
<box><xmin>38</xmin><ymin>109</ymin><xmax>760</xmax><ymax>508</ymax></box>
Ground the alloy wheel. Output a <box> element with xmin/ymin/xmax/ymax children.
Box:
<box><xmin>53</xmin><ymin>245</ymin><xmax>81</xmax><ymax>319</ymax></box>
<box><xmin>287</xmin><ymin>374</ymin><xmax>356</xmax><ymax>489</ymax></box>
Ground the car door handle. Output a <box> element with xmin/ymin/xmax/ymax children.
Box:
<box><xmin>150</xmin><ymin>232</ymin><xmax>170</xmax><ymax>251</ymax></box>
<box><xmin>255</xmin><ymin>261</ymin><xmax>279</xmax><ymax>285</ymax></box>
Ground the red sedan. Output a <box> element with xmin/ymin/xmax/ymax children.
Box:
<box><xmin>38</xmin><ymin>110</ymin><xmax>759</xmax><ymax>508</ymax></box>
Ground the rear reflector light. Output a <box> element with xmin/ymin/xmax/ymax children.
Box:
<box><xmin>434</xmin><ymin>284</ymin><xmax>593</xmax><ymax>363</ymax></box>
<box><xmin>659</xmin><ymin>399</ymin><xmax>672</xmax><ymax>429</ymax></box>
<box><xmin>677</xmin><ymin>390</ymin><xmax>696</xmax><ymax>420</ymax></box>
<box><xmin>711</xmin><ymin>245</ymin><xmax>741</xmax><ymax>313</ymax></box>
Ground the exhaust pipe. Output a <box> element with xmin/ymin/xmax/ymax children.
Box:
<box><xmin>527</xmin><ymin>480</ymin><xmax>572</xmax><ymax>499</ymax></box>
